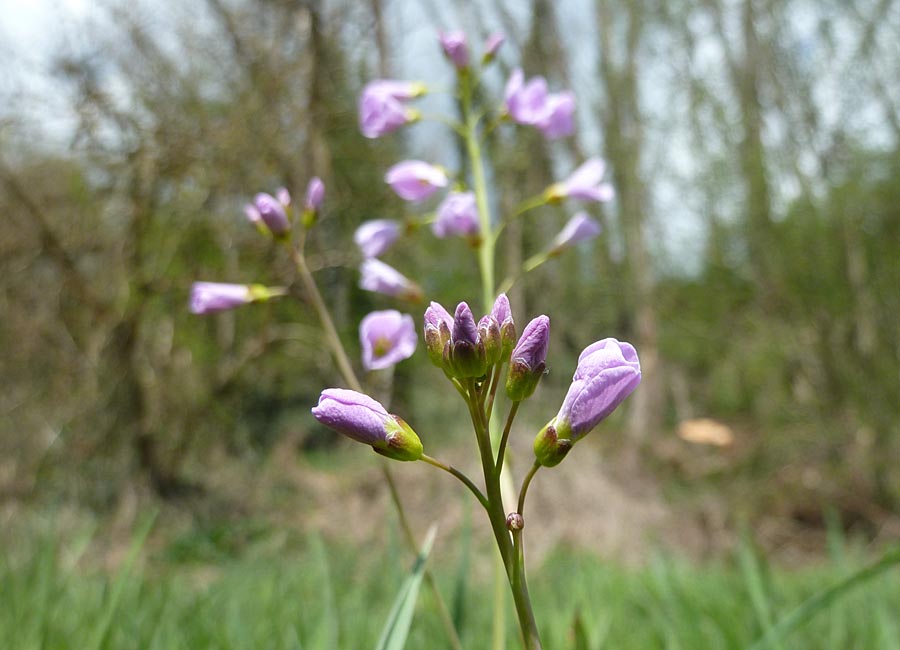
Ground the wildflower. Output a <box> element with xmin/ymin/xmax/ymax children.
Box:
<box><xmin>433</xmin><ymin>191</ymin><xmax>479</xmax><ymax>238</ymax></box>
<box><xmin>189</xmin><ymin>282</ymin><xmax>284</xmax><ymax>314</ymax></box>
<box><xmin>252</xmin><ymin>192</ymin><xmax>291</xmax><ymax>236</ymax></box>
<box><xmin>491</xmin><ymin>293</ymin><xmax>517</xmax><ymax>359</ymax></box>
<box><xmin>359</xmin><ymin>259</ymin><xmax>423</xmax><ymax>301</ymax></box>
<box><xmin>354</xmin><ymin>219</ymin><xmax>401</xmax><ymax>258</ymax></box>
<box><xmin>359</xmin><ymin>310</ymin><xmax>418</xmax><ymax>371</ymax></box>
<box><xmin>506</xmin><ymin>315</ymin><xmax>550</xmax><ymax>401</ymax></box>
<box><xmin>504</xmin><ymin>69</ymin><xmax>575</xmax><ymax>139</ymax></box>
<box><xmin>305</xmin><ymin>177</ymin><xmax>324</xmax><ymax>211</ymax></box>
<box><xmin>439</xmin><ymin>30</ymin><xmax>469</xmax><ymax>68</ymax></box>
<box><xmin>533</xmin><ymin>338</ymin><xmax>640</xmax><ymax>466</ymax></box>
<box><xmin>447</xmin><ymin>302</ymin><xmax>487</xmax><ymax>378</ymax></box>
<box><xmin>483</xmin><ymin>33</ymin><xmax>505</xmax><ymax>62</ymax></box>
<box><xmin>359</xmin><ymin>80</ymin><xmax>425</xmax><ymax>138</ymax></box>
<box><xmin>312</xmin><ymin>388</ymin><xmax>423</xmax><ymax>461</ymax></box>
<box><xmin>549</xmin><ymin>212</ymin><xmax>602</xmax><ymax>254</ymax></box>
<box><xmin>385</xmin><ymin>160</ymin><xmax>449</xmax><ymax>202</ymax></box>
<box><xmin>423</xmin><ymin>301</ymin><xmax>454</xmax><ymax>367</ymax></box>
<box><xmin>546</xmin><ymin>158</ymin><xmax>614</xmax><ymax>203</ymax></box>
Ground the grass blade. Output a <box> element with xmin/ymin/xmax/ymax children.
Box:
<box><xmin>748</xmin><ymin>546</ymin><xmax>900</xmax><ymax>650</ymax></box>
<box><xmin>374</xmin><ymin>525</ymin><xmax>437</xmax><ymax>650</ymax></box>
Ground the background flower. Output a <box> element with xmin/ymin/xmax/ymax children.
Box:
<box><xmin>359</xmin><ymin>310</ymin><xmax>417</xmax><ymax>370</ymax></box>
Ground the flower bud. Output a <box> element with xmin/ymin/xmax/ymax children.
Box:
<box><xmin>385</xmin><ymin>160</ymin><xmax>449</xmax><ymax>202</ymax></box>
<box><xmin>506</xmin><ymin>512</ymin><xmax>524</xmax><ymax>531</ymax></box>
<box><xmin>482</xmin><ymin>33</ymin><xmax>505</xmax><ymax>63</ymax></box>
<box><xmin>359</xmin><ymin>80</ymin><xmax>426</xmax><ymax>139</ymax></box>
<box><xmin>423</xmin><ymin>301</ymin><xmax>453</xmax><ymax>368</ymax></box>
<box><xmin>506</xmin><ymin>315</ymin><xmax>550</xmax><ymax>402</ymax></box>
<box><xmin>253</xmin><ymin>192</ymin><xmax>291</xmax><ymax>237</ymax></box>
<box><xmin>491</xmin><ymin>293</ymin><xmax>516</xmax><ymax>360</ymax></box>
<box><xmin>478</xmin><ymin>315</ymin><xmax>502</xmax><ymax>367</ymax></box>
<box><xmin>359</xmin><ymin>259</ymin><xmax>423</xmax><ymax>302</ymax></box>
<box><xmin>439</xmin><ymin>30</ymin><xmax>470</xmax><ymax>69</ymax></box>
<box><xmin>312</xmin><ymin>388</ymin><xmax>423</xmax><ymax>461</ymax></box>
<box><xmin>302</xmin><ymin>177</ymin><xmax>325</xmax><ymax>227</ymax></box>
<box><xmin>532</xmin><ymin>420</ymin><xmax>573</xmax><ymax>467</ymax></box>
<box><xmin>447</xmin><ymin>302</ymin><xmax>486</xmax><ymax>378</ymax></box>
<box><xmin>190</xmin><ymin>282</ymin><xmax>285</xmax><ymax>314</ymax></box>
<box><xmin>354</xmin><ymin>219</ymin><xmax>401</xmax><ymax>258</ymax></box>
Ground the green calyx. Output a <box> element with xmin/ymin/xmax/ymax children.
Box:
<box><xmin>506</xmin><ymin>359</ymin><xmax>545</xmax><ymax>402</ymax></box>
<box><xmin>533</xmin><ymin>419</ymin><xmax>573</xmax><ymax>467</ymax></box>
<box><xmin>374</xmin><ymin>415</ymin><xmax>424</xmax><ymax>462</ymax></box>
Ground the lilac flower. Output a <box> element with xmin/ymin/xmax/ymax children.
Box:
<box><xmin>385</xmin><ymin>160</ymin><xmax>449</xmax><ymax>202</ymax></box>
<box><xmin>276</xmin><ymin>187</ymin><xmax>291</xmax><ymax>207</ymax></box>
<box><xmin>547</xmin><ymin>158</ymin><xmax>615</xmax><ymax>202</ymax></box>
<box><xmin>354</xmin><ymin>219</ymin><xmax>401</xmax><ymax>258</ymax></box>
<box><xmin>483</xmin><ymin>33</ymin><xmax>505</xmax><ymax>61</ymax></box>
<box><xmin>433</xmin><ymin>191</ymin><xmax>479</xmax><ymax>238</ymax></box>
<box><xmin>359</xmin><ymin>259</ymin><xmax>422</xmax><ymax>301</ymax></box>
<box><xmin>534</xmin><ymin>338</ymin><xmax>640</xmax><ymax>466</ymax></box>
<box><xmin>423</xmin><ymin>301</ymin><xmax>454</xmax><ymax>366</ymax></box>
<box><xmin>550</xmin><ymin>212</ymin><xmax>602</xmax><ymax>252</ymax></box>
<box><xmin>312</xmin><ymin>388</ymin><xmax>423</xmax><ymax>461</ymax></box>
<box><xmin>447</xmin><ymin>302</ymin><xmax>486</xmax><ymax>378</ymax></box>
<box><xmin>504</xmin><ymin>69</ymin><xmax>575</xmax><ymax>139</ymax></box>
<box><xmin>304</xmin><ymin>177</ymin><xmax>325</xmax><ymax>211</ymax></box>
<box><xmin>190</xmin><ymin>282</ymin><xmax>286</xmax><ymax>315</ymax></box>
<box><xmin>506</xmin><ymin>315</ymin><xmax>550</xmax><ymax>401</ymax></box>
<box><xmin>252</xmin><ymin>192</ymin><xmax>291</xmax><ymax>236</ymax></box>
<box><xmin>359</xmin><ymin>310</ymin><xmax>417</xmax><ymax>371</ymax></box>
<box><xmin>359</xmin><ymin>80</ymin><xmax>424</xmax><ymax>138</ymax></box>
<box><xmin>439</xmin><ymin>30</ymin><xmax>469</xmax><ymax>68</ymax></box>
<box><xmin>243</xmin><ymin>203</ymin><xmax>262</xmax><ymax>225</ymax></box>
<box><xmin>190</xmin><ymin>282</ymin><xmax>253</xmax><ymax>314</ymax></box>
<box><xmin>491</xmin><ymin>293</ymin><xmax>517</xmax><ymax>357</ymax></box>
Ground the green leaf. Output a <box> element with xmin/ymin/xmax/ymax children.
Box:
<box><xmin>748</xmin><ymin>546</ymin><xmax>900</xmax><ymax>650</ymax></box>
<box><xmin>374</xmin><ymin>525</ymin><xmax>437</xmax><ymax>650</ymax></box>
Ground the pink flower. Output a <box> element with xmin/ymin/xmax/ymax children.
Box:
<box><xmin>550</xmin><ymin>212</ymin><xmax>602</xmax><ymax>252</ymax></box>
<box><xmin>312</xmin><ymin>388</ymin><xmax>423</xmax><ymax>461</ymax></box>
<box><xmin>251</xmin><ymin>192</ymin><xmax>291</xmax><ymax>236</ymax></box>
<box><xmin>439</xmin><ymin>30</ymin><xmax>469</xmax><ymax>68</ymax></box>
<box><xmin>548</xmin><ymin>158</ymin><xmax>615</xmax><ymax>202</ymax></box>
<box><xmin>304</xmin><ymin>177</ymin><xmax>325</xmax><ymax>211</ymax></box>
<box><xmin>483</xmin><ymin>33</ymin><xmax>505</xmax><ymax>61</ymax></box>
<box><xmin>385</xmin><ymin>160</ymin><xmax>449</xmax><ymax>202</ymax></box>
<box><xmin>359</xmin><ymin>310</ymin><xmax>417</xmax><ymax>370</ymax></box>
<box><xmin>354</xmin><ymin>219</ymin><xmax>401</xmax><ymax>258</ymax></box>
<box><xmin>433</xmin><ymin>191</ymin><xmax>479</xmax><ymax>238</ymax></box>
<box><xmin>190</xmin><ymin>282</ymin><xmax>252</xmax><ymax>314</ymax></box>
<box><xmin>358</xmin><ymin>80</ymin><xmax>424</xmax><ymax>139</ymax></box>
<box><xmin>504</xmin><ymin>69</ymin><xmax>575</xmax><ymax>139</ymax></box>
<box><xmin>359</xmin><ymin>259</ymin><xmax>423</xmax><ymax>301</ymax></box>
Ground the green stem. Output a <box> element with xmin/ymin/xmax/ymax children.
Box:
<box><xmin>420</xmin><ymin>454</ymin><xmax>489</xmax><ymax>511</ymax></box>
<box><xmin>517</xmin><ymin>462</ymin><xmax>541</xmax><ymax>518</ymax></box>
<box><xmin>495</xmin><ymin>401</ymin><xmax>520</xmax><ymax>478</ymax></box>
<box><xmin>497</xmin><ymin>251</ymin><xmax>552</xmax><ymax>295</ymax></box>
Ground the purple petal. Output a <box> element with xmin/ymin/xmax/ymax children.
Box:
<box><xmin>360</xmin><ymin>310</ymin><xmax>418</xmax><ymax>371</ymax></box>
<box><xmin>311</xmin><ymin>388</ymin><xmax>390</xmax><ymax>445</ymax></box>
<box><xmin>433</xmin><ymin>191</ymin><xmax>479</xmax><ymax>237</ymax></box>
<box><xmin>452</xmin><ymin>302</ymin><xmax>478</xmax><ymax>346</ymax></box>
<box><xmin>552</xmin><ymin>212</ymin><xmax>602</xmax><ymax>249</ymax></box>
<box><xmin>484</xmin><ymin>32</ymin><xmax>505</xmax><ymax>58</ymax></box>
<box><xmin>354</xmin><ymin>219</ymin><xmax>401</xmax><ymax>258</ymax></box>
<box><xmin>439</xmin><ymin>30</ymin><xmax>469</xmax><ymax>68</ymax></box>
<box><xmin>424</xmin><ymin>301</ymin><xmax>453</xmax><ymax>330</ymax></box>
<box><xmin>305</xmin><ymin>177</ymin><xmax>325</xmax><ymax>211</ymax></box>
<box><xmin>490</xmin><ymin>293</ymin><xmax>513</xmax><ymax>326</ymax></box>
<box><xmin>510</xmin><ymin>315</ymin><xmax>550</xmax><ymax>370</ymax></box>
<box><xmin>253</xmin><ymin>192</ymin><xmax>290</xmax><ymax>235</ymax></box>
<box><xmin>385</xmin><ymin>160</ymin><xmax>448</xmax><ymax>202</ymax></box>
<box><xmin>359</xmin><ymin>259</ymin><xmax>420</xmax><ymax>300</ymax></box>
<box><xmin>190</xmin><ymin>282</ymin><xmax>252</xmax><ymax>314</ymax></box>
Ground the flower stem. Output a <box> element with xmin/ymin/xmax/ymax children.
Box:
<box><xmin>420</xmin><ymin>453</ymin><xmax>489</xmax><ymax>511</ymax></box>
<box><xmin>495</xmin><ymin>401</ymin><xmax>520</xmax><ymax>478</ymax></box>
<box><xmin>288</xmin><ymin>237</ymin><xmax>463</xmax><ymax>650</ymax></box>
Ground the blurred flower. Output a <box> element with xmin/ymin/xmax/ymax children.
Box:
<box><xmin>483</xmin><ymin>33</ymin><xmax>505</xmax><ymax>61</ymax></box>
<box><xmin>276</xmin><ymin>187</ymin><xmax>291</xmax><ymax>206</ymax></box>
<box><xmin>358</xmin><ymin>80</ymin><xmax>425</xmax><ymax>138</ymax></box>
<box><xmin>506</xmin><ymin>315</ymin><xmax>550</xmax><ymax>401</ymax></box>
<box><xmin>359</xmin><ymin>310</ymin><xmax>418</xmax><ymax>371</ymax></box>
<box><xmin>433</xmin><ymin>191</ymin><xmax>479</xmax><ymax>238</ymax></box>
<box><xmin>354</xmin><ymin>219</ymin><xmax>401</xmax><ymax>258</ymax></box>
<box><xmin>550</xmin><ymin>212</ymin><xmax>602</xmax><ymax>253</ymax></box>
<box><xmin>190</xmin><ymin>282</ymin><xmax>252</xmax><ymax>314</ymax></box>
<box><xmin>504</xmin><ymin>69</ymin><xmax>575</xmax><ymax>139</ymax></box>
<box><xmin>439</xmin><ymin>30</ymin><xmax>469</xmax><ymax>68</ymax></box>
<box><xmin>385</xmin><ymin>160</ymin><xmax>448</xmax><ymax>202</ymax></box>
<box><xmin>359</xmin><ymin>259</ymin><xmax>423</xmax><ymax>301</ymax></box>
<box><xmin>304</xmin><ymin>177</ymin><xmax>325</xmax><ymax>211</ymax></box>
<box><xmin>190</xmin><ymin>282</ymin><xmax>284</xmax><ymax>315</ymax></box>
<box><xmin>546</xmin><ymin>158</ymin><xmax>614</xmax><ymax>203</ymax></box>
<box><xmin>312</xmin><ymin>388</ymin><xmax>423</xmax><ymax>461</ymax></box>
<box><xmin>252</xmin><ymin>192</ymin><xmax>291</xmax><ymax>236</ymax></box>
<box><xmin>534</xmin><ymin>338</ymin><xmax>640</xmax><ymax>466</ymax></box>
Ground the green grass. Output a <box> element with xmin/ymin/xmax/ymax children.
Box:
<box><xmin>2</xmin><ymin>521</ymin><xmax>899</xmax><ymax>650</ymax></box>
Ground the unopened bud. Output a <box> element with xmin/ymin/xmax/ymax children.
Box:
<box><xmin>478</xmin><ymin>315</ymin><xmax>502</xmax><ymax>366</ymax></box>
<box><xmin>533</xmin><ymin>420</ymin><xmax>573</xmax><ymax>467</ymax></box>
<box><xmin>506</xmin><ymin>512</ymin><xmax>524</xmax><ymax>531</ymax></box>
<box><xmin>505</xmin><ymin>315</ymin><xmax>549</xmax><ymax>401</ymax></box>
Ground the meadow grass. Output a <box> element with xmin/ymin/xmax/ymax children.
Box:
<box><xmin>2</xmin><ymin>516</ymin><xmax>899</xmax><ymax>650</ymax></box>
